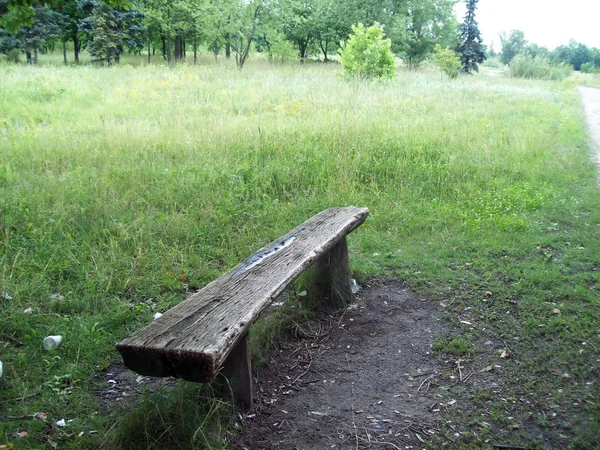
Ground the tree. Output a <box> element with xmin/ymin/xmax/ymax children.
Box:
<box><xmin>0</xmin><ymin>4</ymin><xmax>65</xmax><ymax>63</ymax></box>
<box><xmin>80</xmin><ymin>1</ymin><xmax>144</xmax><ymax>65</ymax></box>
<box><xmin>457</xmin><ymin>0</ymin><xmax>486</xmax><ymax>73</ymax></box>
<box><xmin>210</xmin><ymin>0</ymin><xmax>266</xmax><ymax>69</ymax></box>
<box><xmin>339</xmin><ymin>22</ymin><xmax>395</xmax><ymax>80</ymax></box>
<box><xmin>499</xmin><ymin>29</ymin><xmax>526</xmax><ymax>65</ymax></box>
<box><xmin>389</xmin><ymin>0</ymin><xmax>458</xmax><ymax>70</ymax></box>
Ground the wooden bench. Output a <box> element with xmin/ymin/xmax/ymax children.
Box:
<box><xmin>116</xmin><ymin>206</ymin><xmax>369</xmax><ymax>408</ymax></box>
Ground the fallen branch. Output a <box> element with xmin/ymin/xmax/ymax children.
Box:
<box><xmin>417</xmin><ymin>374</ymin><xmax>437</xmax><ymax>392</ymax></box>
<box><xmin>1</xmin><ymin>334</ymin><xmax>23</xmax><ymax>347</ymax></box>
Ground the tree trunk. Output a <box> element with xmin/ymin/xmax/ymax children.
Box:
<box><xmin>73</xmin><ymin>33</ymin><xmax>80</xmax><ymax>64</ymax></box>
<box><xmin>147</xmin><ymin>39</ymin><xmax>151</xmax><ymax>64</ymax></box>
<box><xmin>26</xmin><ymin>51</ymin><xmax>32</xmax><ymax>64</ymax></box>
<box><xmin>193</xmin><ymin>36</ymin><xmax>198</xmax><ymax>65</ymax></box>
<box><xmin>62</xmin><ymin>39</ymin><xmax>67</xmax><ymax>64</ymax></box>
<box><xmin>226</xmin><ymin>34</ymin><xmax>231</xmax><ymax>59</ymax></box>
<box><xmin>299</xmin><ymin>37</ymin><xmax>310</xmax><ymax>61</ymax></box>
<box><xmin>174</xmin><ymin>35</ymin><xmax>182</xmax><ymax>60</ymax></box>
<box><xmin>33</xmin><ymin>45</ymin><xmax>38</xmax><ymax>64</ymax></box>
<box><xmin>320</xmin><ymin>40</ymin><xmax>329</xmax><ymax>62</ymax></box>
<box><xmin>167</xmin><ymin>34</ymin><xmax>172</xmax><ymax>64</ymax></box>
<box><xmin>161</xmin><ymin>35</ymin><xmax>166</xmax><ymax>60</ymax></box>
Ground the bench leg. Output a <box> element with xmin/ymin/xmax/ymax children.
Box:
<box><xmin>221</xmin><ymin>333</ymin><xmax>253</xmax><ymax>410</ymax></box>
<box><xmin>312</xmin><ymin>236</ymin><xmax>353</xmax><ymax>309</ymax></box>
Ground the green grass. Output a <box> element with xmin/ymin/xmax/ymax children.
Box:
<box><xmin>0</xmin><ymin>55</ymin><xmax>599</xmax><ymax>448</ymax></box>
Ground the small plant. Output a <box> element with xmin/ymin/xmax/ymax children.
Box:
<box><xmin>433</xmin><ymin>337</ymin><xmax>472</xmax><ymax>356</ymax></box>
<box><xmin>434</xmin><ymin>45</ymin><xmax>461</xmax><ymax>79</ymax></box>
<box><xmin>338</xmin><ymin>22</ymin><xmax>395</xmax><ymax>80</ymax></box>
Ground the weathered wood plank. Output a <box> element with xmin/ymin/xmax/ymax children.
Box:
<box><xmin>220</xmin><ymin>333</ymin><xmax>252</xmax><ymax>408</ymax></box>
<box><xmin>116</xmin><ymin>206</ymin><xmax>369</xmax><ymax>382</ymax></box>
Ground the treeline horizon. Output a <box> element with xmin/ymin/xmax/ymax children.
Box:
<box><xmin>1</xmin><ymin>0</ymin><xmax>599</xmax><ymax>73</ymax></box>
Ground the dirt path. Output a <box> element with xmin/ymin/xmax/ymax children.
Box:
<box><xmin>579</xmin><ymin>86</ymin><xmax>600</xmax><ymax>167</ymax></box>
<box><xmin>232</xmin><ymin>281</ymin><xmax>449</xmax><ymax>449</ymax></box>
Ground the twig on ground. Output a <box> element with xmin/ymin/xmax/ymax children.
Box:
<box><xmin>411</xmin><ymin>371</ymin><xmax>434</xmax><ymax>378</ymax></box>
<box><xmin>290</xmin><ymin>344</ymin><xmax>312</xmax><ymax>385</ymax></box>
<box><xmin>492</xmin><ymin>444</ymin><xmax>531</xmax><ymax>450</ymax></box>
<box><xmin>502</xmin><ymin>340</ymin><xmax>517</xmax><ymax>357</ymax></box>
<box><xmin>13</xmin><ymin>392</ymin><xmax>41</xmax><ymax>402</ymax></box>
<box><xmin>456</xmin><ymin>359</ymin><xmax>464</xmax><ymax>382</ymax></box>
<box><xmin>1</xmin><ymin>333</ymin><xmax>23</xmax><ymax>347</ymax></box>
<box><xmin>417</xmin><ymin>374</ymin><xmax>436</xmax><ymax>392</ymax></box>
<box><xmin>462</xmin><ymin>372</ymin><xmax>474</xmax><ymax>383</ymax></box>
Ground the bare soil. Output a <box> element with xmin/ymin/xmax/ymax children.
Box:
<box><xmin>231</xmin><ymin>280</ymin><xmax>449</xmax><ymax>449</ymax></box>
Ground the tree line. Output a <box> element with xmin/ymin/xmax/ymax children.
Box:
<box><xmin>497</xmin><ymin>30</ymin><xmax>600</xmax><ymax>73</ymax></box>
<box><xmin>0</xmin><ymin>0</ymin><xmax>463</xmax><ymax>68</ymax></box>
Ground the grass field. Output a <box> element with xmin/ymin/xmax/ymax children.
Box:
<box><xmin>1</xmin><ymin>57</ymin><xmax>599</xmax><ymax>449</ymax></box>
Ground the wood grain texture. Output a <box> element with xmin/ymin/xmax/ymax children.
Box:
<box><xmin>116</xmin><ymin>206</ymin><xmax>369</xmax><ymax>382</ymax></box>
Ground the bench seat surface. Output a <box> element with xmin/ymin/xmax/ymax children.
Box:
<box><xmin>116</xmin><ymin>206</ymin><xmax>369</xmax><ymax>382</ymax></box>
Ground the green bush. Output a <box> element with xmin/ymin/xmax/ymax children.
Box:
<box><xmin>433</xmin><ymin>45</ymin><xmax>461</xmax><ymax>79</ymax></box>
<box><xmin>268</xmin><ymin>37</ymin><xmax>298</xmax><ymax>64</ymax></box>
<box><xmin>580</xmin><ymin>62</ymin><xmax>597</xmax><ymax>74</ymax></box>
<box><xmin>6</xmin><ymin>48</ymin><xmax>21</xmax><ymax>63</ymax></box>
<box><xmin>338</xmin><ymin>22</ymin><xmax>395</xmax><ymax>80</ymax></box>
<box><xmin>509</xmin><ymin>54</ymin><xmax>572</xmax><ymax>81</ymax></box>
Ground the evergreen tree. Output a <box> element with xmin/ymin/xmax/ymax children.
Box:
<box><xmin>457</xmin><ymin>0</ymin><xmax>486</xmax><ymax>73</ymax></box>
<box><xmin>80</xmin><ymin>2</ymin><xmax>144</xmax><ymax>65</ymax></box>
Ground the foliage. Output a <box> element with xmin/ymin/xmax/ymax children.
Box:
<box><xmin>433</xmin><ymin>44</ymin><xmax>461</xmax><ymax>79</ymax></box>
<box><xmin>580</xmin><ymin>62</ymin><xmax>597</xmax><ymax>74</ymax></box>
<box><xmin>499</xmin><ymin>29</ymin><xmax>527</xmax><ymax>65</ymax></box>
<box><xmin>389</xmin><ymin>0</ymin><xmax>458</xmax><ymax>70</ymax></box>
<box><xmin>509</xmin><ymin>54</ymin><xmax>572</xmax><ymax>81</ymax></box>
<box><xmin>457</xmin><ymin>0</ymin><xmax>486</xmax><ymax>73</ymax></box>
<box><xmin>0</xmin><ymin>5</ymin><xmax>65</xmax><ymax>63</ymax></box>
<box><xmin>80</xmin><ymin>2</ymin><xmax>144</xmax><ymax>65</ymax></box>
<box><xmin>338</xmin><ymin>22</ymin><xmax>395</xmax><ymax>80</ymax></box>
<box><xmin>267</xmin><ymin>32</ymin><xmax>297</xmax><ymax>63</ymax></box>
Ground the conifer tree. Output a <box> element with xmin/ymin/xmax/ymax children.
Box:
<box><xmin>457</xmin><ymin>0</ymin><xmax>486</xmax><ymax>73</ymax></box>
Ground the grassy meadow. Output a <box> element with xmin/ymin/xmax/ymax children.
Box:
<box><xmin>1</xmin><ymin>58</ymin><xmax>599</xmax><ymax>448</ymax></box>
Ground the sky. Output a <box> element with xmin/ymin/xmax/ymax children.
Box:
<box><xmin>454</xmin><ymin>0</ymin><xmax>600</xmax><ymax>51</ymax></box>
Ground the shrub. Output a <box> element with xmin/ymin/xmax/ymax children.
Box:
<box><xmin>509</xmin><ymin>54</ymin><xmax>572</xmax><ymax>81</ymax></box>
<box><xmin>580</xmin><ymin>62</ymin><xmax>597</xmax><ymax>74</ymax></box>
<box><xmin>338</xmin><ymin>22</ymin><xmax>395</xmax><ymax>80</ymax></box>
<box><xmin>6</xmin><ymin>48</ymin><xmax>21</xmax><ymax>63</ymax></box>
<box><xmin>268</xmin><ymin>37</ymin><xmax>298</xmax><ymax>64</ymax></box>
<box><xmin>433</xmin><ymin>45</ymin><xmax>461</xmax><ymax>79</ymax></box>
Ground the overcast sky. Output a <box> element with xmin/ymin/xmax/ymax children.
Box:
<box><xmin>454</xmin><ymin>0</ymin><xmax>600</xmax><ymax>51</ymax></box>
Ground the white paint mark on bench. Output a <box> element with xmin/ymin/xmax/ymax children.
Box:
<box><xmin>231</xmin><ymin>227</ymin><xmax>306</xmax><ymax>279</ymax></box>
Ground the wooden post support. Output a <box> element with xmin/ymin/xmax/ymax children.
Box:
<box><xmin>220</xmin><ymin>333</ymin><xmax>253</xmax><ymax>409</ymax></box>
<box><xmin>313</xmin><ymin>236</ymin><xmax>353</xmax><ymax>309</ymax></box>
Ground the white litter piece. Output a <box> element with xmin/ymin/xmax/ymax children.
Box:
<box><xmin>43</xmin><ymin>335</ymin><xmax>63</xmax><ymax>350</ymax></box>
<box><xmin>23</xmin><ymin>307</ymin><xmax>33</xmax><ymax>314</ymax></box>
<box><xmin>153</xmin><ymin>313</ymin><xmax>163</xmax><ymax>320</ymax></box>
<box><xmin>56</xmin><ymin>419</ymin><xmax>67</xmax><ymax>427</ymax></box>
<box><xmin>351</xmin><ymin>279</ymin><xmax>361</xmax><ymax>294</ymax></box>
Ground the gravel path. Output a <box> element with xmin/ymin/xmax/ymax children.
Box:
<box><xmin>579</xmin><ymin>86</ymin><xmax>600</xmax><ymax>169</ymax></box>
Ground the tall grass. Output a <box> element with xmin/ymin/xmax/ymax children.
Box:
<box><xmin>1</xmin><ymin>60</ymin><xmax>599</xmax><ymax>448</ymax></box>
